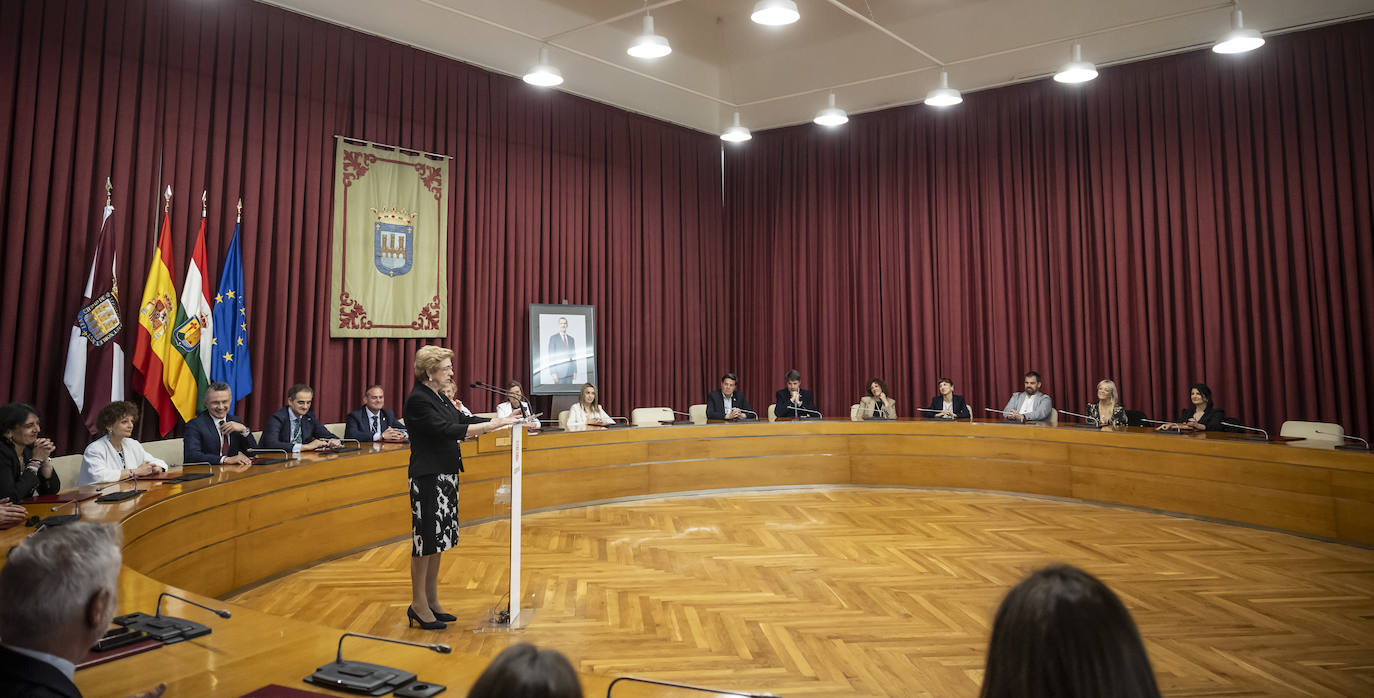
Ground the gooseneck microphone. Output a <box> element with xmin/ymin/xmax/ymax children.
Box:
<box><xmin>39</xmin><ymin>499</ymin><xmax>81</xmax><ymax>528</ymax></box>
<box><xmin>1314</xmin><ymin>429</ymin><xmax>1370</xmax><ymax>451</ymax></box>
<box><xmin>155</xmin><ymin>592</ymin><xmax>232</xmax><ymax>619</ymax></box>
<box><xmin>335</xmin><ymin>632</ymin><xmax>450</xmax><ymax>665</ymax></box>
<box><xmin>472</xmin><ymin>380</ymin><xmax>537</xmax><ymax>422</ymax></box>
<box><xmin>94</xmin><ymin>471</ymin><xmax>142</xmax><ymax>503</ymax></box>
<box><xmin>1222</xmin><ymin>422</ymin><xmax>1269</xmax><ymax>440</ymax></box>
<box><xmin>1058</xmin><ymin>408</ymin><xmax>1100</xmax><ymax>427</ymax></box>
<box><xmin>737</xmin><ymin>408</ymin><xmax>759</xmax><ymax>420</ymax></box>
<box><xmin>305</xmin><ymin>632</ymin><xmax>450</xmax><ymax>693</ymax></box>
<box><xmin>607</xmin><ymin>676</ymin><xmax>779</xmax><ymax>697</ymax></box>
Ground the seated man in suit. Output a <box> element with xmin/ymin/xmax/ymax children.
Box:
<box><xmin>774</xmin><ymin>369</ymin><xmax>820</xmax><ymax>419</ymax></box>
<box><xmin>261</xmin><ymin>384</ymin><xmax>341</xmax><ymax>453</ymax></box>
<box><xmin>0</xmin><ymin>522</ymin><xmax>164</xmax><ymax>698</ymax></box>
<box><xmin>706</xmin><ymin>373</ymin><xmax>754</xmax><ymax>421</ymax></box>
<box><xmin>344</xmin><ymin>384</ymin><xmax>406</xmax><ymax>442</ymax></box>
<box><xmin>184</xmin><ymin>382</ymin><xmax>256</xmax><ymax>465</ymax></box>
<box><xmin>1002</xmin><ymin>370</ymin><xmax>1055</xmax><ymax>423</ymax></box>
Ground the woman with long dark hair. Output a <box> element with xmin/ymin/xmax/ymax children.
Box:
<box><xmin>980</xmin><ymin>564</ymin><xmax>1161</xmax><ymax>698</ymax></box>
<box><xmin>0</xmin><ymin>403</ymin><xmax>60</xmax><ymax>503</ymax></box>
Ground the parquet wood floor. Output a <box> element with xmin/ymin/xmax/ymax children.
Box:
<box><xmin>228</xmin><ymin>488</ymin><xmax>1374</xmax><ymax>697</ymax></box>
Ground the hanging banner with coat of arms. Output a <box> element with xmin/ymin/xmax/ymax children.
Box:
<box><xmin>330</xmin><ymin>137</ymin><xmax>449</xmax><ymax>337</ymax></box>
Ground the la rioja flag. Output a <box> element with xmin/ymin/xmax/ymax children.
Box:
<box><xmin>63</xmin><ymin>186</ymin><xmax>126</xmax><ymax>433</ymax></box>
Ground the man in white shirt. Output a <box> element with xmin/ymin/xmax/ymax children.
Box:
<box><xmin>1003</xmin><ymin>371</ymin><xmax>1055</xmax><ymax>423</ymax></box>
<box><xmin>0</xmin><ymin>522</ymin><xmax>164</xmax><ymax>698</ymax></box>
<box><xmin>183</xmin><ymin>382</ymin><xmax>256</xmax><ymax>465</ymax></box>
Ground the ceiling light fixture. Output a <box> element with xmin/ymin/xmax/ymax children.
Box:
<box><xmin>1212</xmin><ymin>8</ymin><xmax>1265</xmax><ymax>54</ymax></box>
<box><xmin>813</xmin><ymin>93</ymin><xmax>848</xmax><ymax>127</ymax></box>
<box><xmin>751</xmin><ymin>0</ymin><xmax>800</xmax><ymax>26</ymax></box>
<box><xmin>924</xmin><ymin>71</ymin><xmax>962</xmax><ymax>107</ymax></box>
<box><xmin>1053</xmin><ymin>43</ymin><xmax>1098</xmax><ymax>84</ymax></box>
<box><xmin>523</xmin><ymin>46</ymin><xmax>563</xmax><ymax>87</ymax></box>
<box><xmin>720</xmin><ymin>112</ymin><xmax>752</xmax><ymax>143</ymax></box>
<box><xmin>628</xmin><ymin>13</ymin><xmax>672</xmax><ymax>59</ymax></box>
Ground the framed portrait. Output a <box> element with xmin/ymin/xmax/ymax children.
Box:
<box><xmin>529</xmin><ymin>304</ymin><xmax>596</xmax><ymax>395</ymax></box>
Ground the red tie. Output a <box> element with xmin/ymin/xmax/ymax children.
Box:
<box><xmin>220</xmin><ymin>421</ymin><xmax>229</xmax><ymax>456</ymax></box>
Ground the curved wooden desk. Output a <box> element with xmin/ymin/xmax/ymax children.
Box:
<box><xmin>5</xmin><ymin>420</ymin><xmax>1371</xmax><ymax>696</ymax></box>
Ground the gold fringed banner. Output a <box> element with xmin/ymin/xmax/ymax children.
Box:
<box><xmin>330</xmin><ymin>138</ymin><xmax>449</xmax><ymax>337</ymax></box>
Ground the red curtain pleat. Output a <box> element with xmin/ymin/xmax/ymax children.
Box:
<box><xmin>723</xmin><ymin>19</ymin><xmax>1374</xmax><ymax>437</ymax></box>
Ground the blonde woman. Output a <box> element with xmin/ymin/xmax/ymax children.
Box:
<box><xmin>403</xmin><ymin>346</ymin><xmax>523</xmax><ymax>630</ymax></box>
<box><xmin>566</xmin><ymin>383</ymin><xmax>614</xmax><ymax>427</ymax></box>
<box><xmin>1086</xmin><ymin>379</ymin><xmax>1128</xmax><ymax>428</ymax></box>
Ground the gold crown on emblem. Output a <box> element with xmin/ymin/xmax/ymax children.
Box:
<box><xmin>371</xmin><ymin>206</ymin><xmax>417</xmax><ymax>225</ymax></box>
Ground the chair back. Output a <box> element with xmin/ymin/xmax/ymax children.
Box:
<box><xmin>630</xmin><ymin>407</ymin><xmax>673</xmax><ymax>427</ymax></box>
<box><xmin>1279</xmin><ymin>420</ymin><xmax>1343</xmax><ymax>444</ymax></box>
<box><xmin>48</xmin><ymin>453</ymin><xmax>84</xmax><ymax>488</ymax></box>
<box><xmin>767</xmin><ymin>404</ymin><xmax>776</xmax><ymax>422</ymax></box>
<box><xmin>688</xmin><ymin>404</ymin><xmax>707</xmax><ymax>425</ymax></box>
<box><xmin>142</xmin><ymin>438</ymin><xmax>185</xmax><ymax>465</ymax></box>
<box><xmin>558</xmin><ymin>410</ymin><xmax>570</xmax><ymax>429</ymax></box>
<box><xmin>323</xmin><ymin>422</ymin><xmax>345</xmax><ymax>439</ymax></box>
<box><xmin>850</xmin><ymin>404</ymin><xmax>862</xmax><ymax>421</ymax></box>
<box><xmin>1049</xmin><ymin>409</ymin><xmax>1059</xmax><ymax>426</ymax></box>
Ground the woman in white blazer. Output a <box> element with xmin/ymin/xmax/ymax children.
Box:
<box><xmin>566</xmin><ymin>383</ymin><xmax>614</xmax><ymax>428</ymax></box>
<box><xmin>79</xmin><ymin>402</ymin><xmax>168</xmax><ymax>486</ymax></box>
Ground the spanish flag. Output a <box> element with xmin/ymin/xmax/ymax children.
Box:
<box><xmin>132</xmin><ymin>188</ymin><xmax>189</xmax><ymax>435</ymax></box>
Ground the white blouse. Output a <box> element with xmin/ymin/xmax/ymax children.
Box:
<box><xmin>79</xmin><ymin>435</ymin><xmax>168</xmax><ymax>486</ymax></box>
<box><xmin>496</xmin><ymin>402</ymin><xmax>541</xmax><ymax>428</ymax></box>
<box><xmin>566</xmin><ymin>403</ymin><xmax>613</xmax><ymax>428</ymax></box>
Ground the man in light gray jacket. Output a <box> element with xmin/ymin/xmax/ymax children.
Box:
<box><xmin>1003</xmin><ymin>371</ymin><xmax>1054</xmax><ymax>423</ymax></box>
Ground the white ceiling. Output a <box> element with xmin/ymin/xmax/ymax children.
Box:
<box><xmin>258</xmin><ymin>0</ymin><xmax>1374</xmax><ymax>134</ymax></box>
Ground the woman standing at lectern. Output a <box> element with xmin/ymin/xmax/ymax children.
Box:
<box><xmin>404</xmin><ymin>346</ymin><xmax>523</xmax><ymax>630</ymax></box>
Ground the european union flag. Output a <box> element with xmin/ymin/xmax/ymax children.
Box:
<box><xmin>210</xmin><ymin>222</ymin><xmax>252</xmax><ymax>404</ymax></box>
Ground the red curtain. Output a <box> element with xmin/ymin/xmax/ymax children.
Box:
<box><xmin>0</xmin><ymin>0</ymin><xmax>727</xmax><ymax>448</ymax></box>
<box><xmin>724</xmin><ymin>20</ymin><xmax>1373</xmax><ymax>437</ymax></box>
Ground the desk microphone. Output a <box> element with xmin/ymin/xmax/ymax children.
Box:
<box><xmin>335</xmin><ymin>438</ymin><xmax>361</xmax><ymax>452</ymax></box>
<box><xmin>606</xmin><ymin>676</ymin><xmax>779</xmax><ymax>697</ymax></box>
<box><xmin>94</xmin><ymin>471</ymin><xmax>141</xmax><ymax>503</ymax></box>
<box><xmin>305</xmin><ymin>632</ymin><xmax>450</xmax><ymax>694</ymax></box>
<box><xmin>984</xmin><ymin>407</ymin><xmax>1006</xmax><ymax>414</ymax></box>
<box><xmin>246</xmin><ymin>448</ymin><xmax>288</xmax><ymax>464</ymax></box>
<box><xmin>787</xmin><ymin>405</ymin><xmax>822</xmax><ymax>419</ymax></box>
<box><xmin>1058</xmin><ymin>409</ymin><xmax>1100</xmax><ymax>427</ymax></box>
<box><xmin>737</xmin><ymin>408</ymin><xmax>759</xmax><ymax>420</ymax></box>
<box><xmin>39</xmin><ymin>499</ymin><xmax>81</xmax><ymax>528</ymax></box>
<box><xmin>918</xmin><ymin>407</ymin><xmax>956</xmax><ymax>420</ymax></box>
<box><xmin>472</xmin><ymin>380</ymin><xmax>538</xmax><ymax>423</ymax></box>
<box><xmin>668</xmin><ymin>410</ymin><xmax>696</xmax><ymax>424</ymax></box>
<box><xmin>1221</xmin><ymin>422</ymin><xmax>1269</xmax><ymax>440</ymax></box>
<box><xmin>1140</xmin><ymin>418</ymin><xmax>1172</xmax><ymax>426</ymax></box>
<box><xmin>113</xmin><ymin>592</ymin><xmax>231</xmax><ymax>643</ymax></box>
<box><xmin>1314</xmin><ymin>429</ymin><xmax>1370</xmax><ymax>451</ymax></box>
<box><xmin>155</xmin><ymin>592</ymin><xmax>231</xmax><ymax>619</ymax></box>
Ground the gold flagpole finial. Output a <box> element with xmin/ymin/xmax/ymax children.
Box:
<box><xmin>202</xmin><ymin>190</ymin><xmax>208</xmax><ymax>218</ymax></box>
<box><xmin>236</xmin><ymin>198</ymin><xmax>243</xmax><ymax>223</ymax></box>
<box><xmin>164</xmin><ymin>186</ymin><xmax>172</xmax><ymax>213</ymax></box>
<box><xmin>105</xmin><ymin>177</ymin><xmax>112</xmax><ymax>206</ymax></box>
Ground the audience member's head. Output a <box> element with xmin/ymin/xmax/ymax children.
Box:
<box><xmin>980</xmin><ymin>564</ymin><xmax>1160</xmax><ymax>698</ymax></box>
<box><xmin>466</xmin><ymin>642</ymin><xmax>582</xmax><ymax>698</ymax></box>
<box><xmin>0</xmin><ymin>522</ymin><xmax>123</xmax><ymax>662</ymax></box>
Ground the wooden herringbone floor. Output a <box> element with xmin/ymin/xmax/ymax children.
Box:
<box><xmin>228</xmin><ymin>488</ymin><xmax>1374</xmax><ymax>696</ymax></box>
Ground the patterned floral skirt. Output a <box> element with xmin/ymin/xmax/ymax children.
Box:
<box><xmin>410</xmin><ymin>473</ymin><xmax>459</xmax><ymax>557</ymax></box>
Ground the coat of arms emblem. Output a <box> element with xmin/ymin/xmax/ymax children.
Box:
<box><xmin>372</xmin><ymin>207</ymin><xmax>415</xmax><ymax>277</ymax></box>
<box><xmin>140</xmin><ymin>292</ymin><xmax>173</xmax><ymax>340</ymax></box>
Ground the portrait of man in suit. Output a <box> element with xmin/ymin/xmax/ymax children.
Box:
<box><xmin>529</xmin><ymin>304</ymin><xmax>597</xmax><ymax>396</ymax></box>
<box><xmin>546</xmin><ymin>316</ymin><xmax>577</xmax><ymax>384</ymax></box>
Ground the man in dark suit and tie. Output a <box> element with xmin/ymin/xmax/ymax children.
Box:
<box><xmin>184</xmin><ymin>381</ymin><xmax>256</xmax><ymax>465</ymax></box>
<box><xmin>546</xmin><ymin>316</ymin><xmax>577</xmax><ymax>384</ymax></box>
<box><xmin>261</xmin><ymin>384</ymin><xmax>340</xmax><ymax>453</ymax></box>
<box><xmin>344</xmin><ymin>384</ymin><xmax>406</xmax><ymax>442</ymax></box>
<box><xmin>706</xmin><ymin>373</ymin><xmax>755</xmax><ymax>421</ymax></box>
<box><xmin>774</xmin><ymin>369</ymin><xmax>820</xmax><ymax>420</ymax></box>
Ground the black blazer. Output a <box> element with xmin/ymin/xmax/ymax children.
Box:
<box><xmin>404</xmin><ymin>381</ymin><xmax>488</xmax><ymax>477</ymax></box>
<box><xmin>183</xmin><ymin>412</ymin><xmax>256</xmax><ymax>464</ymax></box>
<box><xmin>344</xmin><ymin>406</ymin><xmax>402</xmax><ymax>442</ymax></box>
<box><xmin>774</xmin><ymin>388</ymin><xmax>819</xmax><ymax>419</ymax></box>
<box><xmin>0</xmin><ymin>438</ymin><xmax>60</xmax><ymax>503</ymax></box>
<box><xmin>706</xmin><ymin>390</ymin><xmax>754</xmax><ymax>420</ymax></box>
<box><xmin>1176</xmin><ymin>406</ymin><xmax>1229</xmax><ymax>432</ymax></box>
<box><xmin>260</xmin><ymin>407</ymin><xmax>338</xmax><ymax>450</ymax></box>
<box><xmin>925</xmin><ymin>394</ymin><xmax>971</xmax><ymax>419</ymax></box>
<box><xmin>0</xmin><ymin>645</ymin><xmax>81</xmax><ymax>698</ymax></box>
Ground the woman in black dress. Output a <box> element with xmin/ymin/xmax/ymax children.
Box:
<box><xmin>404</xmin><ymin>346</ymin><xmax>523</xmax><ymax>630</ymax></box>
<box><xmin>1155</xmin><ymin>383</ymin><xmax>1228</xmax><ymax>433</ymax></box>
<box><xmin>1</xmin><ymin>403</ymin><xmax>61</xmax><ymax>504</ymax></box>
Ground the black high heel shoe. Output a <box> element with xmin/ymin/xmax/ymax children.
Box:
<box><xmin>429</xmin><ymin>608</ymin><xmax>457</xmax><ymax>622</ymax></box>
<box><xmin>407</xmin><ymin>606</ymin><xmax>446</xmax><ymax>630</ymax></box>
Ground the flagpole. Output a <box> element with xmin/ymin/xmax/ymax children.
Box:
<box><xmin>237</xmin><ymin>198</ymin><xmax>242</xmax><ymax>223</ymax></box>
